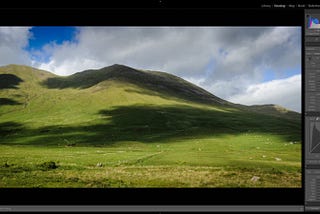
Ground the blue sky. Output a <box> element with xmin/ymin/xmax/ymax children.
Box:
<box><xmin>0</xmin><ymin>26</ymin><xmax>301</xmax><ymax>112</ymax></box>
<box><xmin>263</xmin><ymin>67</ymin><xmax>301</xmax><ymax>82</ymax></box>
<box><xmin>26</xmin><ymin>27</ymin><xmax>77</xmax><ymax>62</ymax></box>
<box><xmin>27</xmin><ymin>26</ymin><xmax>77</xmax><ymax>50</ymax></box>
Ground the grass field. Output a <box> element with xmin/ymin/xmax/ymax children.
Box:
<box><xmin>0</xmin><ymin>65</ymin><xmax>301</xmax><ymax>187</ymax></box>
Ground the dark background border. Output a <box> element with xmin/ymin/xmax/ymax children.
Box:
<box><xmin>0</xmin><ymin>5</ymin><xmax>304</xmax><ymax>206</ymax></box>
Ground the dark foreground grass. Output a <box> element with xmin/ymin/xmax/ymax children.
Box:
<box><xmin>0</xmin><ymin>165</ymin><xmax>301</xmax><ymax>188</ymax></box>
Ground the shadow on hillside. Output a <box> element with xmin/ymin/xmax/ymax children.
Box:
<box><xmin>0</xmin><ymin>74</ymin><xmax>23</xmax><ymax>89</ymax></box>
<box><xmin>0</xmin><ymin>98</ymin><xmax>22</xmax><ymax>106</ymax></box>
<box><xmin>0</xmin><ymin>74</ymin><xmax>23</xmax><ymax>107</ymax></box>
<box><xmin>0</xmin><ymin>122</ymin><xmax>24</xmax><ymax>136</ymax></box>
<box><xmin>0</xmin><ymin>105</ymin><xmax>301</xmax><ymax>147</ymax></box>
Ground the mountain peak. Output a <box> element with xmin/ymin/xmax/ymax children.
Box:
<box><xmin>110</xmin><ymin>63</ymin><xmax>127</xmax><ymax>67</ymax></box>
<box><xmin>107</xmin><ymin>64</ymin><xmax>135</xmax><ymax>70</ymax></box>
<box><xmin>42</xmin><ymin>64</ymin><xmax>228</xmax><ymax>106</ymax></box>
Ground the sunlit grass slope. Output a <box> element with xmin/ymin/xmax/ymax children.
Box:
<box><xmin>0</xmin><ymin>64</ymin><xmax>301</xmax><ymax>187</ymax></box>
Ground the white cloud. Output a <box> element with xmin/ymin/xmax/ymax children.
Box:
<box><xmin>228</xmin><ymin>74</ymin><xmax>301</xmax><ymax>112</ymax></box>
<box><xmin>0</xmin><ymin>27</ymin><xmax>32</xmax><ymax>66</ymax></box>
<box><xmin>201</xmin><ymin>27</ymin><xmax>301</xmax><ymax>97</ymax></box>
<box><xmin>36</xmin><ymin>27</ymin><xmax>218</xmax><ymax>76</ymax></box>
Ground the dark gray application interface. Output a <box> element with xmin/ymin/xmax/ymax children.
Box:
<box><xmin>305</xmin><ymin>9</ymin><xmax>320</xmax><ymax>212</ymax></box>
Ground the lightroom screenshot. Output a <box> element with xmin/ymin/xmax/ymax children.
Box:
<box><xmin>0</xmin><ymin>0</ymin><xmax>318</xmax><ymax>212</ymax></box>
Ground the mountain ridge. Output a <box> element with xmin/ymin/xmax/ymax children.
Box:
<box><xmin>0</xmin><ymin>64</ymin><xmax>300</xmax><ymax>119</ymax></box>
<box><xmin>42</xmin><ymin>64</ymin><xmax>230</xmax><ymax>106</ymax></box>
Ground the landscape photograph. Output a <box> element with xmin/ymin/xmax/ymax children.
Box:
<box><xmin>0</xmin><ymin>27</ymin><xmax>301</xmax><ymax>187</ymax></box>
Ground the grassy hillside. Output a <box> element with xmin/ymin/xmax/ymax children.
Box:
<box><xmin>0</xmin><ymin>64</ymin><xmax>301</xmax><ymax>187</ymax></box>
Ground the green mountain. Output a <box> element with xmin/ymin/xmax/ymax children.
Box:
<box><xmin>0</xmin><ymin>64</ymin><xmax>300</xmax><ymax>146</ymax></box>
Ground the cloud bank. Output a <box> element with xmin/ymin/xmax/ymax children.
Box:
<box><xmin>229</xmin><ymin>74</ymin><xmax>301</xmax><ymax>112</ymax></box>
<box><xmin>0</xmin><ymin>27</ymin><xmax>32</xmax><ymax>66</ymax></box>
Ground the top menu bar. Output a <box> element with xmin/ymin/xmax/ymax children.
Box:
<box><xmin>1</xmin><ymin>0</ymin><xmax>320</xmax><ymax>9</ymax></box>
